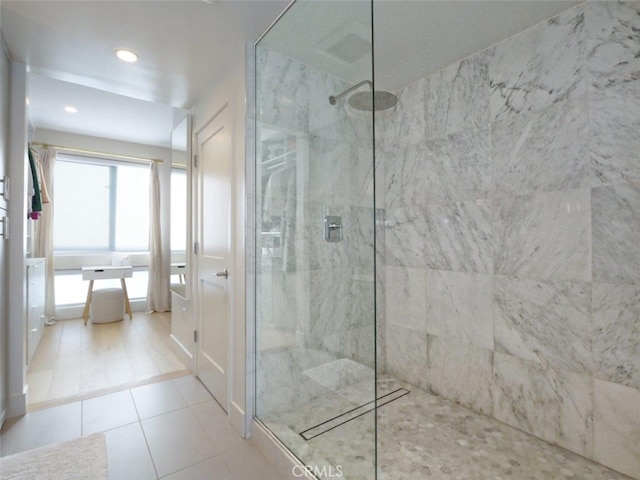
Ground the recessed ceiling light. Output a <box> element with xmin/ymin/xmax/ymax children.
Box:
<box><xmin>116</xmin><ymin>49</ymin><xmax>138</xmax><ymax>63</ymax></box>
<box><xmin>64</xmin><ymin>106</ymin><xmax>78</xmax><ymax>113</ymax></box>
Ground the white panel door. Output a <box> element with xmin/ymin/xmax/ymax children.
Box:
<box><xmin>194</xmin><ymin>105</ymin><xmax>231</xmax><ymax>410</ymax></box>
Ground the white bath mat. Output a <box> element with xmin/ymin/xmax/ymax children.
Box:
<box><xmin>0</xmin><ymin>433</ymin><xmax>108</xmax><ymax>480</ymax></box>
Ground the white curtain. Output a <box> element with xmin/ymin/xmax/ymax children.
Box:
<box><xmin>146</xmin><ymin>161</ymin><xmax>170</xmax><ymax>312</ymax></box>
<box><xmin>33</xmin><ymin>148</ymin><xmax>57</xmax><ymax>319</ymax></box>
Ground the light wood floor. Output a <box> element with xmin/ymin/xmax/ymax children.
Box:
<box><xmin>27</xmin><ymin>312</ymin><xmax>188</xmax><ymax>410</ymax></box>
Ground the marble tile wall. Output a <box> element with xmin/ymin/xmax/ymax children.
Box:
<box><xmin>256</xmin><ymin>47</ymin><xmax>379</xmax><ymax>416</ymax></box>
<box><xmin>379</xmin><ymin>2</ymin><xmax>640</xmax><ymax>478</ymax></box>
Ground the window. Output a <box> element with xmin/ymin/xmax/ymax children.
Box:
<box><xmin>53</xmin><ymin>155</ymin><xmax>150</xmax><ymax>252</ymax></box>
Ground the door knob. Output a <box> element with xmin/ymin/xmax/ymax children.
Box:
<box><xmin>215</xmin><ymin>269</ymin><xmax>229</xmax><ymax>279</ymax></box>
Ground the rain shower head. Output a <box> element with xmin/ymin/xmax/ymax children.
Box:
<box><xmin>329</xmin><ymin>80</ymin><xmax>397</xmax><ymax>111</ymax></box>
<box><xmin>348</xmin><ymin>90</ymin><xmax>398</xmax><ymax>111</ymax></box>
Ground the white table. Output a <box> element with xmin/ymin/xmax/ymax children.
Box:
<box><xmin>171</xmin><ymin>262</ymin><xmax>186</xmax><ymax>284</ymax></box>
<box><xmin>82</xmin><ymin>266</ymin><xmax>133</xmax><ymax>325</ymax></box>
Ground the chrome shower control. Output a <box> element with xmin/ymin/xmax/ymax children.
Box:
<box><xmin>324</xmin><ymin>216</ymin><xmax>342</xmax><ymax>242</ymax></box>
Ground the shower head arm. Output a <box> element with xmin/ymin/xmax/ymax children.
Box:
<box><xmin>329</xmin><ymin>80</ymin><xmax>373</xmax><ymax>105</ymax></box>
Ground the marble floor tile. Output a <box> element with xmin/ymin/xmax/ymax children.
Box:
<box><xmin>263</xmin><ymin>389</ymin><xmax>360</xmax><ymax>435</ymax></box>
<box><xmin>377</xmin><ymin>378</ymin><xmax>628</xmax><ymax>480</ymax></box>
<box><xmin>261</xmin><ymin>374</ymin><xmax>631</xmax><ymax>480</ymax></box>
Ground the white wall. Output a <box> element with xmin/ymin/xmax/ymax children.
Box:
<box><xmin>33</xmin><ymin>128</ymin><xmax>172</xmax><ymax>164</ymax></box>
<box><xmin>6</xmin><ymin>61</ymin><xmax>29</xmax><ymax>418</ymax></box>
<box><xmin>0</xmin><ymin>34</ymin><xmax>12</xmax><ymax>426</ymax></box>
<box><xmin>191</xmin><ymin>41</ymin><xmax>248</xmax><ymax>437</ymax></box>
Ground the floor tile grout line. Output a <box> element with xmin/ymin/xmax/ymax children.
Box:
<box><xmin>129</xmin><ymin>387</ymin><xmax>161</xmax><ymax>480</ymax></box>
<box><xmin>154</xmin><ymin>454</ymin><xmax>225</xmax><ymax>480</ymax></box>
<box><xmin>142</xmin><ymin>403</ymin><xmax>219</xmax><ymax>479</ymax></box>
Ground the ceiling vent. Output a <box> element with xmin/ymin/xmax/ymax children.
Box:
<box><xmin>314</xmin><ymin>20</ymin><xmax>371</xmax><ymax>66</ymax></box>
<box><xmin>324</xmin><ymin>33</ymin><xmax>370</xmax><ymax>64</ymax></box>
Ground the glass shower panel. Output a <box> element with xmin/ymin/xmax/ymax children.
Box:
<box><xmin>255</xmin><ymin>1</ymin><xmax>376</xmax><ymax>478</ymax></box>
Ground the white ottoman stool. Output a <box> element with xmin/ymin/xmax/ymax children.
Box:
<box><xmin>91</xmin><ymin>288</ymin><xmax>124</xmax><ymax>324</ymax></box>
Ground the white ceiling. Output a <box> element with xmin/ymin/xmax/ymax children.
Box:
<box><xmin>1</xmin><ymin>0</ymin><xmax>290</xmax><ymax>108</ymax></box>
<box><xmin>0</xmin><ymin>0</ymin><xmax>289</xmax><ymax>147</ymax></box>
<box><xmin>28</xmin><ymin>73</ymin><xmax>176</xmax><ymax>147</ymax></box>
<box><xmin>0</xmin><ymin>0</ymin><xmax>580</xmax><ymax>148</ymax></box>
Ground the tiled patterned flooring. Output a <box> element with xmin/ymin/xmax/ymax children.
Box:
<box><xmin>1</xmin><ymin>376</ymin><xmax>282</xmax><ymax>480</ymax></box>
<box><xmin>262</xmin><ymin>375</ymin><xmax>634</xmax><ymax>480</ymax></box>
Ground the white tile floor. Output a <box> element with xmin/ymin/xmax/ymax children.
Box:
<box><xmin>0</xmin><ymin>375</ymin><xmax>283</xmax><ymax>480</ymax></box>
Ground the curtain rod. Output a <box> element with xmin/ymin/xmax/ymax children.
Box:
<box><xmin>30</xmin><ymin>142</ymin><xmax>163</xmax><ymax>164</ymax></box>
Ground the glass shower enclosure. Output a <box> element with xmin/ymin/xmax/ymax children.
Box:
<box><xmin>254</xmin><ymin>1</ymin><xmax>640</xmax><ymax>480</ymax></box>
<box><xmin>254</xmin><ymin>0</ymin><xmax>377</xmax><ymax>478</ymax></box>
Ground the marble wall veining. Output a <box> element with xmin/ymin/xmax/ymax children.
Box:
<box><xmin>255</xmin><ymin>45</ymin><xmax>378</xmax><ymax>422</ymax></box>
<box><xmin>379</xmin><ymin>2</ymin><xmax>640</xmax><ymax>478</ymax></box>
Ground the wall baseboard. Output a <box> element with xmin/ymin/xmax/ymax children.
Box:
<box><xmin>7</xmin><ymin>391</ymin><xmax>27</xmax><ymax>419</ymax></box>
<box><xmin>169</xmin><ymin>334</ymin><xmax>193</xmax><ymax>373</ymax></box>
<box><xmin>229</xmin><ymin>400</ymin><xmax>246</xmax><ymax>438</ymax></box>
<box><xmin>250</xmin><ymin>419</ymin><xmax>317</xmax><ymax>480</ymax></box>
